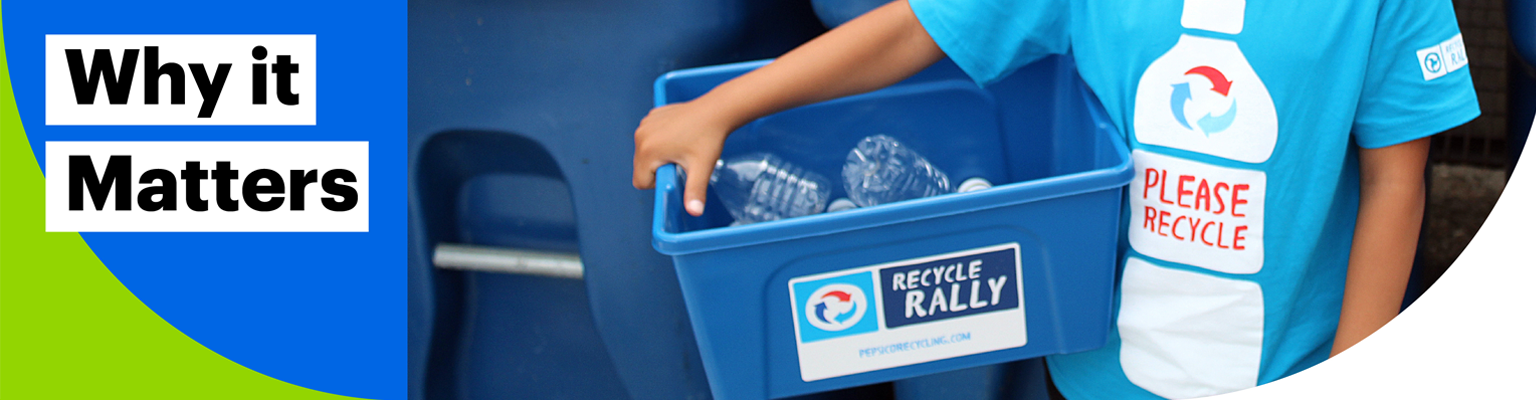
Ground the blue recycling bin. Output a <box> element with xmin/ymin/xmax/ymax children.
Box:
<box><xmin>651</xmin><ymin>55</ymin><xmax>1133</xmax><ymax>400</ymax></box>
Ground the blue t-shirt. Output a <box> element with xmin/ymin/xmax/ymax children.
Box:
<box><xmin>908</xmin><ymin>0</ymin><xmax>1479</xmax><ymax>398</ymax></box>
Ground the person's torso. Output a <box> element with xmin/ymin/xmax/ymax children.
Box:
<box><xmin>1048</xmin><ymin>1</ymin><xmax>1379</xmax><ymax>398</ymax></box>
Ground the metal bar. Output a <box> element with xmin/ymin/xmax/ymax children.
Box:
<box><xmin>432</xmin><ymin>243</ymin><xmax>583</xmax><ymax>279</ymax></box>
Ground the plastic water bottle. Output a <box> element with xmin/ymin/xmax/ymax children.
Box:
<box><xmin>711</xmin><ymin>153</ymin><xmax>833</xmax><ymax>224</ymax></box>
<box><xmin>843</xmin><ymin>135</ymin><xmax>952</xmax><ymax>207</ymax></box>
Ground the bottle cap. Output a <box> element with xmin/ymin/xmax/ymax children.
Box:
<box><xmin>958</xmin><ymin>177</ymin><xmax>993</xmax><ymax>193</ymax></box>
<box><xmin>1181</xmin><ymin>0</ymin><xmax>1245</xmax><ymax>35</ymax></box>
<box><xmin>827</xmin><ymin>198</ymin><xmax>858</xmax><ymax>212</ymax></box>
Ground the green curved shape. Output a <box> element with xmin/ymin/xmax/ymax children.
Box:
<box><xmin>0</xmin><ymin>12</ymin><xmax>370</xmax><ymax>400</ymax></box>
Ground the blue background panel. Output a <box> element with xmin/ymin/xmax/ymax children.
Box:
<box><xmin>3</xmin><ymin>1</ymin><xmax>406</xmax><ymax>398</ymax></box>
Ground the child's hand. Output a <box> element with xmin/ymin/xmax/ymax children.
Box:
<box><xmin>632</xmin><ymin>99</ymin><xmax>735</xmax><ymax>217</ymax></box>
<box><xmin>631</xmin><ymin>0</ymin><xmax>943</xmax><ymax>218</ymax></box>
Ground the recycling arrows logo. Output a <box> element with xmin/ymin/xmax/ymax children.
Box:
<box><xmin>1132</xmin><ymin>35</ymin><xmax>1278</xmax><ymax>163</ymax></box>
<box><xmin>804</xmin><ymin>283</ymin><xmax>868</xmax><ymax>332</ymax></box>
<box><xmin>1170</xmin><ymin>66</ymin><xmax>1237</xmax><ymax>136</ymax></box>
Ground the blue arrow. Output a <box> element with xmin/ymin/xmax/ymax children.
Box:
<box><xmin>1170</xmin><ymin>83</ymin><xmax>1193</xmax><ymax>130</ymax></box>
<box><xmin>1196</xmin><ymin>100</ymin><xmax>1238</xmax><ymax>135</ymax></box>
<box><xmin>814</xmin><ymin>302</ymin><xmax>833</xmax><ymax>324</ymax></box>
<box><xmin>835</xmin><ymin>302</ymin><xmax>857</xmax><ymax>323</ymax></box>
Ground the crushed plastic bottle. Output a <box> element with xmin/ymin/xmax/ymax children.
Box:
<box><xmin>842</xmin><ymin>135</ymin><xmax>951</xmax><ymax>207</ymax></box>
<box><xmin>711</xmin><ymin>152</ymin><xmax>833</xmax><ymax>224</ymax></box>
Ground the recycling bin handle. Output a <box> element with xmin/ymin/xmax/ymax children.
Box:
<box><xmin>432</xmin><ymin>243</ymin><xmax>583</xmax><ymax>279</ymax></box>
<box><xmin>652</xmin><ymin>164</ymin><xmax>684</xmax><ymax>241</ymax></box>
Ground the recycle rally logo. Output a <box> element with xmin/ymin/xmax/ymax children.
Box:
<box><xmin>804</xmin><ymin>284</ymin><xmax>868</xmax><ymax>332</ymax></box>
<box><xmin>1170</xmin><ymin>66</ymin><xmax>1237</xmax><ymax>135</ymax></box>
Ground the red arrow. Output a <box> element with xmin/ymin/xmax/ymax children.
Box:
<box><xmin>823</xmin><ymin>291</ymin><xmax>851</xmax><ymax>302</ymax></box>
<box><xmin>1185</xmin><ymin>66</ymin><xmax>1232</xmax><ymax>96</ymax></box>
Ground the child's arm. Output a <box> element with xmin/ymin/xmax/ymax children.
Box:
<box><xmin>632</xmin><ymin>0</ymin><xmax>945</xmax><ymax>216</ymax></box>
<box><xmin>1331</xmin><ymin>137</ymin><xmax>1430</xmax><ymax>356</ymax></box>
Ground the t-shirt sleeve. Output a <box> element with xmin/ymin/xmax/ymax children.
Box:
<box><xmin>907</xmin><ymin>0</ymin><xmax>1070</xmax><ymax>87</ymax></box>
<box><xmin>1352</xmin><ymin>0</ymin><xmax>1481</xmax><ymax>149</ymax></box>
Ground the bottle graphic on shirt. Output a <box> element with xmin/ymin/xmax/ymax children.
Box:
<box><xmin>1119</xmin><ymin>1</ymin><xmax>1270</xmax><ymax>399</ymax></box>
<box><xmin>1127</xmin><ymin>0</ymin><xmax>1269</xmax><ymax>276</ymax></box>
<box><xmin>1132</xmin><ymin>0</ymin><xmax>1277</xmax><ymax>164</ymax></box>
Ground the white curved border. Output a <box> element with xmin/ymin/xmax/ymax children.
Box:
<box><xmin>1211</xmin><ymin>122</ymin><xmax>1536</xmax><ymax>398</ymax></box>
